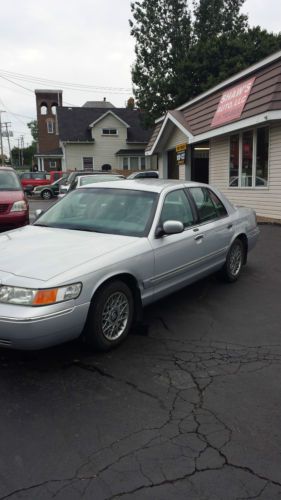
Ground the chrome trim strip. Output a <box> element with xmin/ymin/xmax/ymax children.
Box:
<box><xmin>0</xmin><ymin>307</ymin><xmax>75</xmax><ymax>323</ymax></box>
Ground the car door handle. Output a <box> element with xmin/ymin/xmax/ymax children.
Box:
<box><xmin>227</xmin><ymin>224</ymin><xmax>233</xmax><ymax>229</ymax></box>
<box><xmin>194</xmin><ymin>234</ymin><xmax>204</xmax><ymax>241</ymax></box>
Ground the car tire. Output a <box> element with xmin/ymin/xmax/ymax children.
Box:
<box><xmin>221</xmin><ymin>238</ymin><xmax>244</xmax><ymax>282</ymax></box>
<box><xmin>83</xmin><ymin>280</ymin><xmax>134</xmax><ymax>351</ymax></box>
<box><xmin>41</xmin><ymin>189</ymin><xmax>52</xmax><ymax>200</ymax></box>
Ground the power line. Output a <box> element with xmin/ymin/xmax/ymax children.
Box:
<box><xmin>0</xmin><ymin>68</ymin><xmax>133</xmax><ymax>94</ymax></box>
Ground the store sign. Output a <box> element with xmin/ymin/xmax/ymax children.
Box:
<box><xmin>176</xmin><ymin>143</ymin><xmax>187</xmax><ymax>165</ymax></box>
<box><xmin>211</xmin><ymin>77</ymin><xmax>255</xmax><ymax>128</ymax></box>
<box><xmin>176</xmin><ymin>143</ymin><xmax>187</xmax><ymax>153</ymax></box>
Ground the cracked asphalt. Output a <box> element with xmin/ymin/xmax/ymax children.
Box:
<box><xmin>0</xmin><ymin>224</ymin><xmax>281</xmax><ymax>499</ymax></box>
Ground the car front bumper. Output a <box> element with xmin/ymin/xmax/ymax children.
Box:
<box><xmin>0</xmin><ymin>212</ymin><xmax>29</xmax><ymax>232</ymax></box>
<box><xmin>0</xmin><ymin>301</ymin><xmax>90</xmax><ymax>350</ymax></box>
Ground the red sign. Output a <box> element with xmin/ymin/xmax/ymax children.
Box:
<box><xmin>211</xmin><ymin>77</ymin><xmax>255</xmax><ymax>128</ymax></box>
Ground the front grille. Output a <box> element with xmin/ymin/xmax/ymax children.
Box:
<box><xmin>0</xmin><ymin>204</ymin><xmax>9</xmax><ymax>214</ymax></box>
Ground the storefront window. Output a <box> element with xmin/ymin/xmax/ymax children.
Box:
<box><xmin>256</xmin><ymin>128</ymin><xmax>268</xmax><ymax>187</ymax></box>
<box><xmin>242</xmin><ymin>130</ymin><xmax>253</xmax><ymax>186</ymax></box>
<box><xmin>229</xmin><ymin>128</ymin><xmax>268</xmax><ymax>188</ymax></box>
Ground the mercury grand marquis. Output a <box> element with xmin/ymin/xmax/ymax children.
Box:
<box><xmin>0</xmin><ymin>179</ymin><xmax>259</xmax><ymax>350</ymax></box>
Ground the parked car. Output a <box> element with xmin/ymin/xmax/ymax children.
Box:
<box><xmin>19</xmin><ymin>171</ymin><xmax>63</xmax><ymax>194</ymax></box>
<box><xmin>0</xmin><ymin>167</ymin><xmax>29</xmax><ymax>231</ymax></box>
<box><xmin>71</xmin><ymin>174</ymin><xmax>125</xmax><ymax>191</ymax></box>
<box><xmin>33</xmin><ymin>176</ymin><xmax>68</xmax><ymax>199</ymax></box>
<box><xmin>59</xmin><ymin>171</ymin><xmax>124</xmax><ymax>196</ymax></box>
<box><xmin>127</xmin><ymin>170</ymin><xmax>159</xmax><ymax>179</ymax></box>
<box><xmin>0</xmin><ymin>179</ymin><xmax>259</xmax><ymax>351</ymax></box>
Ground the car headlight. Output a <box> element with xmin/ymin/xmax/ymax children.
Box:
<box><xmin>10</xmin><ymin>201</ymin><xmax>28</xmax><ymax>212</ymax></box>
<box><xmin>0</xmin><ymin>283</ymin><xmax>82</xmax><ymax>306</ymax></box>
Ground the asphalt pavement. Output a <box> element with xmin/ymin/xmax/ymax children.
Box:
<box><xmin>0</xmin><ymin>224</ymin><xmax>281</xmax><ymax>499</ymax></box>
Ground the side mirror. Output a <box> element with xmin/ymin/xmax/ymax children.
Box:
<box><xmin>155</xmin><ymin>220</ymin><xmax>184</xmax><ymax>238</ymax></box>
<box><xmin>34</xmin><ymin>209</ymin><xmax>44</xmax><ymax>220</ymax></box>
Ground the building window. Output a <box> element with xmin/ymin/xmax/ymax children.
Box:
<box><xmin>130</xmin><ymin>157</ymin><xmax>139</xmax><ymax>169</ymax></box>
<box><xmin>123</xmin><ymin>157</ymin><xmax>129</xmax><ymax>170</ymax></box>
<box><xmin>47</xmin><ymin>120</ymin><xmax>54</xmax><ymax>134</ymax></box>
<box><xmin>122</xmin><ymin>156</ymin><xmax>146</xmax><ymax>170</ymax></box>
<box><xmin>102</xmin><ymin>129</ymin><xmax>118</xmax><ymax>135</ymax></box>
<box><xmin>40</xmin><ymin>104</ymin><xmax>48</xmax><ymax>115</ymax></box>
<box><xmin>49</xmin><ymin>160</ymin><xmax>56</xmax><ymax>169</ymax></box>
<box><xmin>83</xmin><ymin>157</ymin><xmax>94</xmax><ymax>171</ymax></box>
<box><xmin>229</xmin><ymin>127</ymin><xmax>268</xmax><ymax>188</ymax></box>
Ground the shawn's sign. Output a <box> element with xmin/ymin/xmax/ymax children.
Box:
<box><xmin>211</xmin><ymin>77</ymin><xmax>255</xmax><ymax>128</ymax></box>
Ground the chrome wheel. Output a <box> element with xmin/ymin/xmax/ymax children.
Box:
<box><xmin>229</xmin><ymin>243</ymin><xmax>243</xmax><ymax>277</ymax></box>
<box><xmin>101</xmin><ymin>291</ymin><xmax>129</xmax><ymax>341</ymax></box>
<box><xmin>42</xmin><ymin>190</ymin><xmax>52</xmax><ymax>200</ymax></box>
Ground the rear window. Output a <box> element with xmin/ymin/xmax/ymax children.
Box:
<box><xmin>0</xmin><ymin>170</ymin><xmax>22</xmax><ymax>191</ymax></box>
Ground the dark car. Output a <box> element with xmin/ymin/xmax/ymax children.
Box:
<box><xmin>0</xmin><ymin>167</ymin><xmax>29</xmax><ymax>231</ymax></box>
<box><xmin>127</xmin><ymin>170</ymin><xmax>159</xmax><ymax>179</ymax></box>
<box><xmin>33</xmin><ymin>176</ymin><xmax>68</xmax><ymax>199</ymax></box>
<box><xmin>19</xmin><ymin>171</ymin><xmax>63</xmax><ymax>194</ymax></box>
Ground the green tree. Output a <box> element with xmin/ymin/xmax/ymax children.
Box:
<box><xmin>130</xmin><ymin>0</ymin><xmax>191</xmax><ymax>126</ymax></box>
<box><xmin>27</xmin><ymin>120</ymin><xmax>38</xmax><ymax>143</ymax></box>
<box><xmin>130</xmin><ymin>0</ymin><xmax>281</xmax><ymax>124</ymax></box>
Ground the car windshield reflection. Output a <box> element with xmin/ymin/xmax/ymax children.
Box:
<box><xmin>34</xmin><ymin>188</ymin><xmax>158</xmax><ymax>237</ymax></box>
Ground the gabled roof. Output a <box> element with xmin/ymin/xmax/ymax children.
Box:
<box><xmin>147</xmin><ymin>49</ymin><xmax>281</xmax><ymax>154</ymax></box>
<box><xmin>57</xmin><ymin>107</ymin><xmax>152</xmax><ymax>143</ymax></box>
<box><xmin>82</xmin><ymin>100</ymin><xmax>115</xmax><ymax>108</ymax></box>
<box><xmin>89</xmin><ymin>110</ymin><xmax>130</xmax><ymax>128</ymax></box>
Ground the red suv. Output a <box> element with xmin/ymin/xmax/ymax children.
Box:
<box><xmin>20</xmin><ymin>171</ymin><xmax>63</xmax><ymax>194</ymax></box>
<box><xmin>0</xmin><ymin>167</ymin><xmax>29</xmax><ymax>231</ymax></box>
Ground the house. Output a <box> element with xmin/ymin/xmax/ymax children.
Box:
<box><xmin>146</xmin><ymin>50</ymin><xmax>281</xmax><ymax>221</ymax></box>
<box><xmin>34</xmin><ymin>91</ymin><xmax>157</xmax><ymax>173</ymax></box>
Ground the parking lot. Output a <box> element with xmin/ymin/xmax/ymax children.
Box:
<box><xmin>0</xmin><ymin>223</ymin><xmax>281</xmax><ymax>499</ymax></box>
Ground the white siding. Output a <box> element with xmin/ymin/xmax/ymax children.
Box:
<box><xmin>63</xmin><ymin>113</ymin><xmax>149</xmax><ymax>171</ymax></box>
<box><xmin>209</xmin><ymin>125</ymin><xmax>281</xmax><ymax>220</ymax></box>
<box><xmin>164</xmin><ymin>126</ymin><xmax>188</xmax><ymax>151</ymax></box>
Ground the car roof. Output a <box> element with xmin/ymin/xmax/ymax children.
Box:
<box><xmin>81</xmin><ymin>178</ymin><xmax>206</xmax><ymax>193</ymax></box>
<box><xmin>0</xmin><ymin>166</ymin><xmax>16</xmax><ymax>172</ymax></box>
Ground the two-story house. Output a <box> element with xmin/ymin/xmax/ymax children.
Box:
<box><xmin>34</xmin><ymin>90</ymin><xmax>157</xmax><ymax>173</ymax></box>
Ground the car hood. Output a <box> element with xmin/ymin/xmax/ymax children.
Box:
<box><xmin>0</xmin><ymin>225</ymin><xmax>137</xmax><ymax>281</ymax></box>
<box><xmin>0</xmin><ymin>190</ymin><xmax>24</xmax><ymax>203</ymax></box>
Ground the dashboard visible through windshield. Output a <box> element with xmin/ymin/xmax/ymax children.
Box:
<box><xmin>34</xmin><ymin>188</ymin><xmax>158</xmax><ymax>237</ymax></box>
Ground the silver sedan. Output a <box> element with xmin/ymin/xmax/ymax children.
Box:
<box><xmin>0</xmin><ymin>179</ymin><xmax>259</xmax><ymax>350</ymax></box>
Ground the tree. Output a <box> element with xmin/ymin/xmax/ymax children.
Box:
<box><xmin>130</xmin><ymin>0</ymin><xmax>191</xmax><ymax>126</ymax></box>
<box><xmin>27</xmin><ymin>120</ymin><xmax>38</xmax><ymax>143</ymax></box>
<box><xmin>130</xmin><ymin>0</ymin><xmax>281</xmax><ymax>125</ymax></box>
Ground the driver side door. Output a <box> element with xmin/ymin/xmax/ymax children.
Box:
<box><xmin>149</xmin><ymin>189</ymin><xmax>206</xmax><ymax>300</ymax></box>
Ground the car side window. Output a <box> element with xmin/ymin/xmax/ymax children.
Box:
<box><xmin>160</xmin><ymin>189</ymin><xmax>194</xmax><ymax>228</ymax></box>
<box><xmin>189</xmin><ymin>187</ymin><xmax>227</xmax><ymax>223</ymax></box>
<box><xmin>22</xmin><ymin>173</ymin><xmax>31</xmax><ymax>179</ymax></box>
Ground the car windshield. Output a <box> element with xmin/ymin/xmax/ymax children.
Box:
<box><xmin>0</xmin><ymin>170</ymin><xmax>21</xmax><ymax>191</ymax></box>
<box><xmin>34</xmin><ymin>188</ymin><xmax>158</xmax><ymax>237</ymax></box>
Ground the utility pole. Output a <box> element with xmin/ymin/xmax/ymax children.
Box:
<box><xmin>17</xmin><ymin>138</ymin><xmax>21</xmax><ymax>168</ymax></box>
<box><xmin>2</xmin><ymin>122</ymin><xmax>12</xmax><ymax>165</ymax></box>
<box><xmin>0</xmin><ymin>110</ymin><xmax>6</xmax><ymax>166</ymax></box>
<box><xmin>20</xmin><ymin>136</ymin><xmax>24</xmax><ymax>167</ymax></box>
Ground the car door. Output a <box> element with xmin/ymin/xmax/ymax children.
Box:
<box><xmin>187</xmin><ymin>186</ymin><xmax>234</xmax><ymax>270</ymax></box>
<box><xmin>149</xmin><ymin>189</ymin><xmax>207</xmax><ymax>299</ymax></box>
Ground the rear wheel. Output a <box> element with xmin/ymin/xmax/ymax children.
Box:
<box><xmin>83</xmin><ymin>280</ymin><xmax>134</xmax><ymax>351</ymax></box>
<box><xmin>221</xmin><ymin>239</ymin><xmax>244</xmax><ymax>282</ymax></box>
<box><xmin>41</xmin><ymin>189</ymin><xmax>52</xmax><ymax>200</ymax></box>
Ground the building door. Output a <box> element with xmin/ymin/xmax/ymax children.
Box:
<box><xmin>167</xmin><ymin>149</ymin><xmax>179</xmax><ymax>179</ymax></box>
<box><xmin>191</xmin><ymin>143</ymin><xmax>209</xmax><ymax>183</ymax></box>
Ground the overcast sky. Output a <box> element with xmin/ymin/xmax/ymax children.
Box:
<box><xmin>0</xmin><ymin>0</ymin><xmax>280</xmax><ymax>154</ymax></box>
